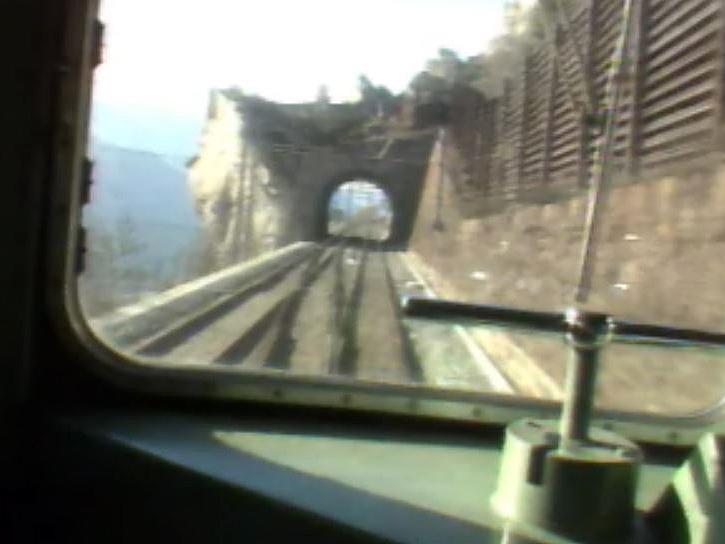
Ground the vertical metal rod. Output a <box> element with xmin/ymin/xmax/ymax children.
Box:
<box><xmin>559</xmin><ymin>339</ymin><xmax>600</xmax><ymax>443</ymax></box>
<box><xmin>560</xmin><ymin>310</ymin><xmax>611</xmax><ymax>445</ymax></box>
<box><xmin>434</xmin><ymin>128</ymin><xmax>446</xmax><ymax>231</ymax></box>
<box><xmin>574</xmin><ymin>0</ymin><xmax>637</xmax><ymax>303</ymax></box>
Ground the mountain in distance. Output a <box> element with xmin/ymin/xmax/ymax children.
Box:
<box><xmin>78</xmin><ymin>101</ymin><xmax>215</xmax><ymax>315</ymax></box>
<box><xmin>84</xmin><ymin>137</ymin><xmax>204</xmax><ymax>289</ymax></box>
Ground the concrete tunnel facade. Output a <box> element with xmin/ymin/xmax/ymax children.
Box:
<box><xmin>187</xmin><ymin>90</ymin><xmax>436</xmax><ymax>268</ymax></box>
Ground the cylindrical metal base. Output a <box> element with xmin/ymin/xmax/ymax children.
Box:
<box><xmin>492</xmin><ymin>419</ymin><xmax>641</xmax><ymax>543</ymax></box>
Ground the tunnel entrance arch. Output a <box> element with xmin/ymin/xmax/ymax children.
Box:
<box><xmin>289</xmin><ymin>134</ymin><xmax>435</xmax><ymax>249</ymax></box>
<box><xmin>326</xmin><ymin>180</ymin><xmax>393</xmax><ymax>242</ymax></box>
<box><xmin>310</xmin><ymin>169</ymin><xmax>409</xmax><ymax>248</ymax></box>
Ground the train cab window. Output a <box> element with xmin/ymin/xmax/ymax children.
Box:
<box><xmin>60</xmin><ymin>0</ymin><xmax>725</xmax><ymax>431</ymax></box>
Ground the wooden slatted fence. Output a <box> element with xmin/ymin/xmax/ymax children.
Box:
<box><xmin>445</xmin><ymin>0</ymin><xmax>724</xmax><ymax>204</ymax></box>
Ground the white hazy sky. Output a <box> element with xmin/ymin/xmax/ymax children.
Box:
<box><xmin>95</xmin><ymin>0</ymin><xmax>507</xmax><ymax>119</ymax></box>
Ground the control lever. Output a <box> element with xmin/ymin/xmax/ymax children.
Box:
<box><xmin>402</xmin><ymin>298</ymin><xmax>725</xmax><ymax>542</ymax></box>
<box><xmin>403</xmin><ymin>297</ymin><xmax>725</xmax><ymax>541</ymax></box>
<box><xmin>559</xmin><ymin>309</ymin><xmax>613</xmax><ymax>447</ymax></box>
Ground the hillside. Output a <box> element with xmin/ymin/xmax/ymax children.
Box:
<box><xmin>81</xmin><ymin>140</ymin><xmax>205</xmax><ymax>315</ymax></box>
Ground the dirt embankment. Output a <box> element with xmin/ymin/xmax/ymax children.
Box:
<box><xmin>408</xmin><ymin>142</ymin><xmax>725</xmax><ymax>415</ymax></box>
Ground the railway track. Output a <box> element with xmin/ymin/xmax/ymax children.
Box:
<box><xmin>93</xmin><ymin>240</ymin><xmax>514</xmax><ymax>392</ymax></box>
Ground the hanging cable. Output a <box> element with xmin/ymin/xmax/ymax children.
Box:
<box><xmin>434</xmin><ymin>128</ymin><xmax>446</xmax><ymax>231</ymax></box>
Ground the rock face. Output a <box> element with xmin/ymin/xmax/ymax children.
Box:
<box><xmin>188</xmin><ymin>93</ymin><xmax>278</xmax><ymax>270</ymax></box>
<box><xmin>187</xmin><ymin>90</ymin><xmax>435</xmax><ymax>271</ymax></box>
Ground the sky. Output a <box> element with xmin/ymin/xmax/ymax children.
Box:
<box><xmin>94</xmin><ymin>0</ymin><xmax>507</xmax><ymax>122</ymax></box>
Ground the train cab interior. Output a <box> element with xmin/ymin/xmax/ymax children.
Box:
<box><xmin>4</xmin><ymin>0</ymin><xmax>725</xmax><ymax>542</ymax></box>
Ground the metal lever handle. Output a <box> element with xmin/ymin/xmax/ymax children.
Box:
<box><xmin>402</xmin><ymin>296</ymin><xmax>725</xmax><ymax>445</ymax></box>
<box><xmin>560</xmin><ymin>309</ymin><xmax>612</xmax><ymax>444</ymax></box>
<box><xmin>402</xmin><ymin>296</ymin><xmax>725</xmax><ymax>348</ymax></box>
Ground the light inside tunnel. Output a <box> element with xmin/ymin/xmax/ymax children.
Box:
<box><xmin>327</xmin><ymin>181</ymin><xmax>393</xmax><ymax>243</ymax></box>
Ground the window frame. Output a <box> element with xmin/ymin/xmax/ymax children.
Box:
<box><xmin>44</xmin><ymin>0</ymin><xmax>725</xmax><ymax>446</ymax></box>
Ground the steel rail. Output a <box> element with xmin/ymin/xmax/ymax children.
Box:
<box><xmin>91</xmin><ymin>242</ymin><xmax>319</xmax><ymax>348</ymax></box>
